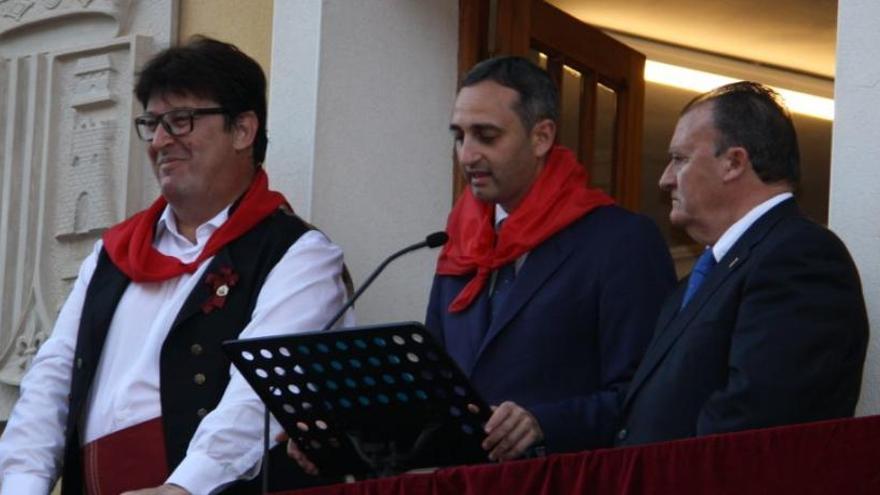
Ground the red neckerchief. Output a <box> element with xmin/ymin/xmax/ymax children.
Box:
<box><xmin>436</xmin><ymin>145</ymin><xmax>614</xmax><ymax>313</ymax></box>
<box><xmin>102</xmin><ymin>168</ymin><xmax>286</xmax><ymax>282</ymax></box>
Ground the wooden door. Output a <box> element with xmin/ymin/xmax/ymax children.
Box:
<box><xmin>458</xmin><ymin>0</ymin><xmax>646</xmax><ymax>211</ymax></box>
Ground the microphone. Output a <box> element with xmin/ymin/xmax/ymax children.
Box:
<box><xmin>321</xmin><ymin>231</ymin><xmax>449</xmax><ymax>331</ymax></box>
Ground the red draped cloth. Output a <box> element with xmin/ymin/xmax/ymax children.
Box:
<box><xmin>436</xmin><ymin>145</ymin><xmax>613</xmax><ymax>313</ymax></box>
<box><xmin>102</xmin><ymin>168</ymin><xmax>286</xmax><ymax>282</ymax></box>
<box><xmin>279</xmin><ymin>415</ymin><xmax>880</xmax><ymax>495</ymax></box>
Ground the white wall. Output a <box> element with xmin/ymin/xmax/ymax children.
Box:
<box><xmin>831</xmin><ymin>0</ymin><xmax>880</xmax><ymax>415</ymax></box>
<box><xmin>267</xmin><ymin>0</ymin><xmax>458</xmax><ymax>325</ymax></box>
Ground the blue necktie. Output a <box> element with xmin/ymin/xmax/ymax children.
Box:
<box><xmin>490</xmin><ymin>262</ymin><xmax>516</xmax><ymax>321</ymax></box>
<box><xmin>680</xmin><ymin>248</ymin><xmax>716</xmax><ymax>309</ymax></box>
<box><xmin>489</xmin><ymin>217</ymin><xmax>515</xmax><ymax>322</ymax></box>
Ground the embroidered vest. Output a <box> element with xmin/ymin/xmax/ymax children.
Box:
<box><xmin>61</xmin><ymin>211</ymin><xmax>310</xmax><ymax>494</ymax></box>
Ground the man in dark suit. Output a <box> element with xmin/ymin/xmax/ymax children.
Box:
<box><xmin>616</xmin><ymin>81</ymin><xmax>869</xmax><ymax>447</ymax></box>
<box><xmin>425</xmin><ymin>56</ymin><xmax>676</xmax><ymax>461</ymax></box>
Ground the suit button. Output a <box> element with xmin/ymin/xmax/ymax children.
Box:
<box><xmin>75</xmin><ymin>357</ymin><xmax>83</xmax><ymax>369</ymax></box>
<box><xmin>196</xmin><ymin>408</ymin><xmax>208</xmax><ymax>418</ymax></box>
<box><xmin>194</xmin><ymin>373</ymin><xmax>207</xmax><ymax>385</ymax></box>
<box><xmin>616</xmin><ymin>428</ymin><xmax>628</xmax><ymax>441</ymax></box>
<box><xmin>191</xmin><ymin>344</ymin><xmax>203</xmax><ymax>356</ymax></box>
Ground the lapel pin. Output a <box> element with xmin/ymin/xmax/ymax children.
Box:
<box><xmin>728</xmin><ymin>257</ymin><xmax>739</xmax><ymax>268</ymax></box>
<box><xmin>202</xmin><ymin>267</ymin><xmax>239</xmax><ymax>314</ymax></box>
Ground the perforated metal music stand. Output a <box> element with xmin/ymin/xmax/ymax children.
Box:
<box><xmin>222</xmin><ymin>322</ymin><xmax>491</xmax><ymax>477</ymax></box>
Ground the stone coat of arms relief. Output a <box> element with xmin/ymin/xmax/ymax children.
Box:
<box><xmin>0</xmin><ymin>0</ymin><xmax>176</xmax><ymax>418</ymax></box>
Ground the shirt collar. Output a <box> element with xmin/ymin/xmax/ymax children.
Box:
<box><xmin>154</xmin><ymin>204</ymin><xmax>231</xmax><ymax>248</ymax></box>
<box><xmin>711</xmin><ymin>192</ymin><xmax>793</xmax><ymax>262</ymax></box>
<box><xmin>494</xmin><ymin>204</ymin><xmax>509</xmax><ymax>231</ymax></box>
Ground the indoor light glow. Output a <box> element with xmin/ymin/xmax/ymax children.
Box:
<box><xmin>644</xmin><ymin>60</ymin><xmax>834</xmax><ymax>121</ymax></box>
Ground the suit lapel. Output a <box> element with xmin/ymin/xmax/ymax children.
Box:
<box><xmin>650</xmin><ymin>284</ymin><xmax>685</xmax><ymax>344</ymax></box>
<box><xmin>623</xmin><ymin>199</ymin><xmax>799</xmax><ymax>409</ymax></box>
<box><xmin>474</xmin><ymin>226</ymin><xmax>575</xmax><ymax>362</ymax></box>
<box><xmin>456</xmin><ymin>287</ymin><xmax>493</xmax><ymax>375</ymax></box>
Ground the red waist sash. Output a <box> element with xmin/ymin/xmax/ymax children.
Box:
<box><xmin>82</xmin><ymin>417</ymin><xmax>168</xmax><ymax>495</ymax></box>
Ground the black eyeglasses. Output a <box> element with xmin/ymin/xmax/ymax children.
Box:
<box><xmin>134</xmin><ymin>107</ymin><xmax>229</xmax><ymax>142</ymax></box>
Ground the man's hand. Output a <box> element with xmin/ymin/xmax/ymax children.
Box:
<box><xmin>482</xmin><ymin>401</ymin><xmax>544</xmax><ymax>461</ymax></box>
<box><xmin>120</xmin><ymin>484</ymin><xmax>189</xmax><ymax>495</ymax></box>
<box><xmin>276</xmin><ymin>431</ymin><xmax>319</xmax><ymax>475</ymax></box>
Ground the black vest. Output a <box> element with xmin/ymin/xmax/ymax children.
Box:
<box><xmin>61</xmin><ymin>211</ymin><xmax>312</xmax><ymax>494</ymax></box>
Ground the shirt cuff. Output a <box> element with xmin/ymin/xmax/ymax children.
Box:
<box><xmin>166</xmin><ymin>451</ymin><xmax>256</xmax><ymax>495</ymax></box>
<box><xmin>0</xmin><ymin>473</ymin><xmax>53</xmax><ymax>495</ymax></box>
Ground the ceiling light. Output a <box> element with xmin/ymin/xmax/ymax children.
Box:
<box><xmin>644</xmin><ymin>60</ymin><xmax>834</xmax><ymax>121</ymax></box>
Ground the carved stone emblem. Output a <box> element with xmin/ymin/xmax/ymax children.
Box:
<box><xmin>0</xmin><ymin>1</ymin><xmax>35</xmax><ymax>21</ymax></box>
<box><xmin>0</xmin><ymin>0</ymin><xmax>132</xmax><ymax>38</ymax></box>
<box><xmin>0</xmin><ymin>0</ymin><xmax>175</xmax><ymax>417</ymax></box>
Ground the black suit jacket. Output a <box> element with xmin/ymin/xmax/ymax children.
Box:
<box><xmin>617</xmin><ymin>198</ymin><xmax>869</xmax><ymax>446</ymax></box>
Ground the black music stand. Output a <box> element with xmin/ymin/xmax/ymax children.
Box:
<box><xmin>222</xmin><ymin>322</ymin><xmax>491</xmax><ymax>478</ymax></box>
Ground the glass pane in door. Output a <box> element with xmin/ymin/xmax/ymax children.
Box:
<box><xmin>592</xmin><ymin>83</ymin><xmax>617</xmax><ymax>193</ymax></box>
<box><xmin>559</xmin><ymin>64</ymin><xmax>582</xmax><ymax>154</ymax></box>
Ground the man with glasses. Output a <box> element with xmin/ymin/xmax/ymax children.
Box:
<box><xmin>0</xmin><ymin>37</ymin><xmax>350</xmax><ymax>494</ymax></box>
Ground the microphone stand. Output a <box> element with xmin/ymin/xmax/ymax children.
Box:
<box><xmin>259</xmin><ymin>231</ymin><xmax>448</xmax><ymax>493</ymax></box>
<box><xmin>320</xmin><ymin>232</ymin><xmax>448</xmax><ymax>332</ymax></box>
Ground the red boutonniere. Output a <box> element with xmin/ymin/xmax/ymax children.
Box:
<box><xmin>202</xmin><ymin>267</ymin><xmax>239</xmax><ymax>314</ymax></box>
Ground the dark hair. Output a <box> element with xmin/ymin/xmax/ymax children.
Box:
<box><xmin>683</xmin><ymin>81</ymin><xmax>800</xmax><ymax>185</ymax></box>
<box><xmin>461</xmin><ymin>56</ymin><xmax>560</xmax><ymax>131</ymax></box>
<box><xmin>135</xmin><ymin>36</ymin><xmax>268</xmax><ymax>165</ymax></box>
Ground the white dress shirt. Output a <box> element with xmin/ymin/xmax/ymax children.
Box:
<box><xmin>0</xmin><ymin>205</ymin><xmax>353</xmax><ymax>494</ymax></box>
<box><xmin>488</xmin><ymin>204</ymin><xmax>528</xmax><ymax>296</ymax></box>
<box><xmin>710</xmin><ymin>192</ymin><xmax>794</xmax><ymax>262</ymax></box>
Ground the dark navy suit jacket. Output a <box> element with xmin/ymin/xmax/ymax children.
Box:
<box><xmin>426</xmin><ymin>205</ymin><xmax>676</xmax><ymax>452</ymax></box>
<box><xmin>617</xmin><ymin>199</ymin><xmax>869</xmax><ymax>446</ymax></box>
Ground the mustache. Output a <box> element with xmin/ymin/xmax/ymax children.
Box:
<box><xmin>155</xmin><ymin>152</ymin><xmax>188</xmax><ymax>165</ymax></box>
<box><xmin>464</xmin><ymin>166</ymin><xmax>491</xmax><ymax>176</ymax></box>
